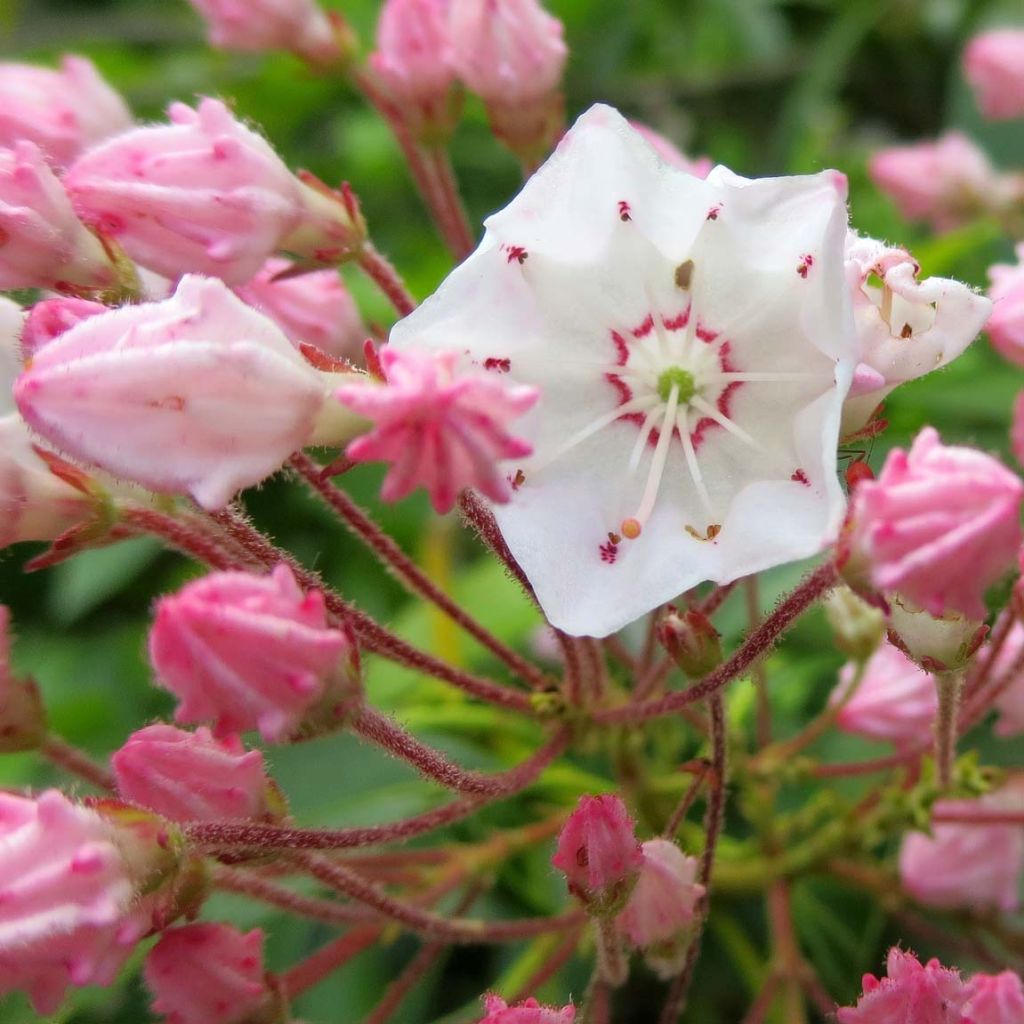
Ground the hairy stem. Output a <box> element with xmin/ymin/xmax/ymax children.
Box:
<box><xmin>281</xmin><ymin>924</ymin><xmax>382</xmax><ymax>999</ymax></box>
<box><xmin>40</xmin><ymin>734</ymin><xmax>115</xmax><ymax>792</ymax></box>
<box><xmin>934</xmin><ymin>670</ymin><xmax>964</xmax><ymax>791</ymax></box>
<box><xmin>356</xmin><ymin>241</ymin><xmax>417</xmax><ymax>318</ymax></box>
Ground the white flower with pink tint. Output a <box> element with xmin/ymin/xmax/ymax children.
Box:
<box><xmin>842</xmin><ymin>232</ymin><xmax>989</xmax><ymax>432</ymax></box>
<box><xmin>390</xmin><ymin>105</ymin><xmax>855</xmax><ymax>636</ymax></box>
<box><xmin>234</xmin><ymin>257</ymin><xmax>365</xmax><ymax>359</ymax></box>
<box><xmin>0</xmin><ymin>57</ymin><xmax>132</xmax><ymax>169</ymax></box>
<box><xmin>0</xmin><ymin>142</ymin><xmax>118</xmax><ymax>292</ymax></box>
<box><xmin>631</xmin><ymin>122</ymin><xmax>712</xmax><ymax>178</ymax></box>
<box><xmin>335</xmin><ymin>347</ymin><xmax>538</xmax><ymax>514</ymax></box>
<box><xmin>14</xmin><ymin>275</ymin><xmax>363</xmax><ymax>511</ymax></box>
<box><xmin>831</xmin><ymin>641</ymin><xmax>937</xmax><ymax>748</ymax></box>
<box><xmin>987</xmin><ymin>243</ymin><xmax>1024</xmax><ymax>366</ymax></box>
<box><xmin>964</xmin><ymin>29</ymin><xmax>1024</xmax><ymax>121</ymax></box>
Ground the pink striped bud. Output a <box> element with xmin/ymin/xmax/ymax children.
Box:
<box><xmin>14</xmin><ymin>275</ymin><xmax>362</xmax><ymax>511</ymax></box>
<box><xmin>964</xmin><ymin>30</ymin><xmax>1024</xmax><ymax>121</ymax></box>
<box><xmin>335</xmin><ymin>347</ymin><xmax>538</xmax><ymax>514</ymax></box>
<box><xmin>0</xmin><ymin>142</ymin><xmax>117</xmax><ymax>292</ymax></box>
<box><xmin>551</xmin><ymin>794</ymin><xmax>643</xmax><ymax>915</ymax></box>
<box><xmin>113</xmin><ymin>724</ymin><xmax>284</xmax><ymax>822</ymax></box>
<box><xmin>145</xmin><ymin>923</ymin><xmax>280</xmax><ymax>1024</ymax></box>
<box><xmin>477</xmin><ymin>995</ymin><xmax>576</xmax><ymax>1024</ymax></box>
<box><xmin>20</xmin><ymin>296</ymin><xmax>109</xmax><ymax>359</ymax></box>
<box><xmin>963</xmin><ymin>971</ymin><xmax>1024</xmax><ymax>1024</ymax></box>
<box><xmin>0</xmin><ymin>606</ymin><xmax>46</xmax><ymax>753</ymax></box>
<box><xmin>150</xmin><ymin>565</ymin><xmax>359</xmax><ymax>743</ymax></box>
<box><xmin>0</xmin><ymin>56</ymin><xmax>132</xmax><ymax>169</ymax></box>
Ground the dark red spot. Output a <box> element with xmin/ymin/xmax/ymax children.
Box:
<box><xmin>706</xmin><ymin>204</ymin><xmax>721</xmax><ymax>221</ymax></box>
<box><xmin>791</xmin><ymin>469</ymin><xmax>810</xmax><ymax>486</ymax></box>
<box><xmin>610</xmin><ymin>330</ymin><xmax>629</xmax><ymax>365</ymax></box>
<box><xmin>846</xmin><ymin>460</ymin><xmax>874</xmax><ymax>490</ymax></box>
<box><xmin>662</xmin><ymin>308</ymin><xmax>690</xmax><ymax>332</ymax></box>
<box><xmin>599</xmin><ymin>539</ymin><xmax>618</xmax><ymax>564</ymax></box>
<box><xmin>797</xmin><ymin>254</ymin><xmax>814</xmax><ymax>278</ymax></box>
<box><xmin>900</xmin><ymin>323</ymin><xmax>913</xmax><ymax>338</ymax></box>
<box><xmin>618</xmin><ymin>200</ymin><xmax>631</xmax><ymax>221</ymax></box>
<box><xmin>505</xmin><ymin>245</ymin><xmax>528</xmax><ymax>264</ymax></box>
<box><xmin>632</xmin><ymin>314</ymin><xmax>654</xmax><ymax>339</ymax></box>
<box><xmin>484</xmin><ymin>357</ymin><xmax>511</xmax><ymax>373</ymax></box>
<box><xmin>695</xmin><ymin>323</ymin><xmax>718</xmax><ymax>343</ymax></box>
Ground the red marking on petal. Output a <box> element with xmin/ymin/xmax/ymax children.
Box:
<box><xmin>696</xmin><ymin>322</ymin><xmax>718</xmax><ymax>343</ymax></box>
<box><xmin>797</xmin><ymin>254</ymin><xmax>814</xmax><ymax>278</ymax></box>
<box><xmin>791</xmin><ymin>469</ymin><xmax>810</xmax><ymax>486</ymax></box>
<box><xmin>505</xmin><ymin>245</ymin><xmax>528</xmax><ymax>264</ymax></box>
<box><xmin>618</xmin><ymin>200</ymin><xmax>632</xmax><ymax>221</ymax></box>
<box><xmin>484</xmin><ymin>357</ymin><xmax>512</xmax><ymax>373</ymax></box>
<box><xmin>706</xmin><ymin>204</ymin><xmax>721</xmax><ymax>220</ymax></box>
<box><xmin>610</xmin><ymin>330</ymin><xmax>629</xmax><ymax>365</ymax></box>
<box><xmin>605</xmin><ymin>372</ymin><xmax>633</xmax><ymax>406</ymax></box>
<box><xmin>599</xmin><ymin>540</ymin><xmax>619</xmax><ymax>563</ymax></box>
<box><xmin>662</xmin><ymin>307</ymin><xmax>690</xmax><ymax>332</ymax></box>
<box><xmin>632</xmin><ymin>314</ymin><xmax>655</xmax><ymax>339</ymax></box>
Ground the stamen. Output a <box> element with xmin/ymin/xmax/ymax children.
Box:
<box><xmin>628</xmin><ymin>405</ymin><xmax>664</xmax><ymax>473</ymax></box>
<box><xmin>534</xmin><ymin>395</ymin><xmax>658</xmax><ymax>472</ymax></box>
<box><xmin>689</xmin><ymin>396</ymin><xmax>762</xmax><ymax>450</ymax></box>
<box><xmin>706</xmin><ymin>372</ymin><xmax>816</xmax><ymax>383</ymax></box>
<box><xmin>621</xmin><ymin>383</ymin><xmax>680</xmax><ymax>537</ymax></box>
<box><xmin>681</xmin><ymin>424</ymin><xmax>713</xmax><ymax>513</ymax></box>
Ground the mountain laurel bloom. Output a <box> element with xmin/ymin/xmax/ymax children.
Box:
<box><xmin>144</xmin><ymin>923</ymin><xmax>275</xmax><ymax>1024</ymax></box>
<box><xmin>963</xmin><ymin>30</ymin><xmax>1024</xmax><ymax>121</ymax></box>
<box><xmin>476</xmin><ymin>995</ymin><xmax>576</xmax><ymax>1024</ymax></box>
<box><xmin>963</xmin><ymin>971</ymin><xmax>1024</xmax><ymax>1024</ymax></box>
<box><xmin>0</xmin><ymin>56</ymin><xmax>132</xmax><ymax>169</ymax></box>
<box><xmin>149</xmin><ymin>565</ymin><xmax>356</xmax><ymax>742</ymax></box>
<box><xmin>831</xmin><ymin>641</ymin><xmax>937</xmax><ymax>748</ymax></box>
<box><xmin>842</xmin><ymin>427</ymin><xmax>1023</xmax><ymax>621</ymax></box>
<box><xmin>113</xmin><ymin>724</ymin><xmax>280</xmax><ymax>823</ymax></box>
<box><xmin>19</xmin><ymin>296</ymin><xmax>109</xmax><ymax>358</ymax></box>
<box><xmin>0</xmin><ymin>142</ymin><xmax>118</xmax><ymax>292</ymax></box>
<box><xmin>987</xmin><ymin>243</ymin><xmax>1024</xmax><ymax>366</ymax></box>
<box><xmin>391</xmin><ymin>105</ymin><xmax>856</xmax><ymax>636</ymax></box>
<box><xmin>630</xmin><ymin>122</ymin><xmax>712</xmax><ymax>178</ymax></box>
<box><xmin>335</xmin><ymin>346</ymin><xmax>539</xmax><ymax>514</ymax></box>
<box><xmin>836</xmin><ymin>948</ymin><xmax>969</xmax><ymax>1024</ymax></box>
<box><xmin>14</xmin><ymin>275</ymin><xmax>362</xmax><ymax>511</ymax></box>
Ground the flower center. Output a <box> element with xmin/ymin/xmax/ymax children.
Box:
<box><xmin>656</xmin><ymin>366</ymin><xmax>697</xmax><ymax>404</ymax></box>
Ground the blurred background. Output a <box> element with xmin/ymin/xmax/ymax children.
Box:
<box><xmin>2</xmin><ymin>0</ymin><xmax>1023</xmax><ymax>1020</ymax></box>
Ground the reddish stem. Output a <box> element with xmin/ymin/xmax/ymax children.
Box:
<box><xmin>357</xmin><ymin>242</ymin><xmax>417</xmax><ymax>318</ymax></box>
<box><xmin>40</xmin><ymin>735</ymin><xmax>115</xmax><ymax>792</ymax></box>
<box><xmin>509</xmin><ymin>927</ymin><xmax>584</xmax><ymax>1003</ymax></box>
<box><xmin>281</xmin><ymin>924</ymin><xmax>382</xmax><ymax>999</ymax></box>
<box><xmin>458</xmin><ymin>491</ymin><xmax>537</xmax><ymax>602</ymax></box>
<box><xmin>695</xmin><ymin>580</ymin><xmax>738</xmax><ymax>618</ymax></box>
<box><xmin>661</xmin><ymin>760</ymin><xmax>711</xmax><ymax>839</ymax></box>
<box><xmin>422</xmin><ymin>145</ymin><xmax>476</xmax><ymax>261</ymax></box>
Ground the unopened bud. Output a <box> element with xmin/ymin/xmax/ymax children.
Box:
<box><xmin>658</xmin><ymin>607</ymin><xmax>722</xmax><ymax>677</ymax></box>
<box><xmin>824</xmin><ymin>585</ymin><xmax>886</xmax><ymax>662</ymax></box>
<box><xmin>284</xmin><ymin>175</ymin><xmax>368</xmax><ymax>268</ymax></box>
<box><xmin>887</xmin><ymin>595</ymin><xmax>987</xmax><ymax>674</ymax></box>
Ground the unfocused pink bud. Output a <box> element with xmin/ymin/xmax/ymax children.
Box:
<box><xmin>823</xmin><ymin>586</ymin><xmax>886</xmax><ymax>661</ymax></box>
<box><xmin>0</xmin><ymin>56</ymin><xmax>132</xmax><ymax>169</ymax></box>
<box><xmin>370</xmin><ymin>0</ymin><xmax>461</xmax><ymax>138</ymax></box>
<box><xmin>615</xmin><ymin>838</ymin><xmax>704</xmax><ymax>978</ymax></box>
<box><xmin>551</xmin><ymin>794</ymin><xmax>643</xmax><ymax>915</ymax></box>
<box><xmin>113</xmin><ymin>724</ymin><xmax>283</xmax><ymax>822</ymax></box>
<box><xmin>831</xmin><ymin>641</ymin><xmax>936</xmax><ymax>749</ymax></box>
<box><xmin>150</xmin><ymin>564</ymin><xmax>358</xmax><ymax>743</ymax></box>
<box><xmin>187</xmin><ymin>0</ymin><xmax>344</xmax><ymax>66</ymax></box>
<box><xmin>963</xmin><ymin>970</ymin><xmax>1024</xmax><ymax>1024</ymax></box>
<box><xmin>0</xmin><ymin>606</ymin><xmax>46</xmax><ymax>753</ymax></box>
<box><xmin>336</xmin><ymin>347</ymin><xmax>538</xmax><ymax>514</ymax></box>
<box><xmin>450</xmin><ymin>0</ymin><xmax>567</xmax><ymax>160</ymax></box>
<box><xmin>0</xmin><ymin>790</ymin><xmax>170</xmax><ymax>1013</ymax></box>
<box><xmin>899</xmin><ymin>790</ymin><xmax>1024</xmax><ymax>912</ymax></box>
<box><xmin>843</xmin><ymin>426</ymin><xmax>1023</xmax><ymax>621</ymax></box>
<box><xmin>836</xmin><ymin>948</ymin><xmax>969</xmax><ymax>1024</ymax></box>
<box><xmin>477</xmin><ymin>994</ymin><xmax>576</xmax><ymax>1024</ymax></box>
<box><xmin>144</xmin><ymin>922</ymin><xmax>278</xmax><ymax>1024</ymax></box>
<box><xmin>869</xmin><ymin>133</ymin><xmax>1003</xmax><ymax>232</ymax></box>
<box><xmin>657</xmin><ymin>607</ymin><xmax>722</xmax><ymax>677</ymax></box>
<box><xmin>20</xmin><ymin>296</ymin><xmax>109</xmax><ymax>359</ymax></box>
<box><xmin>988</xmin><ymin>247</ymin><xmax>1024</xmax><ymax>366</ymax></box>
<box><xmin>13</xmin><ymin>275</ymin><xmax>357</xmax><ymax>511</ymax></box>
<box><xmin>0</xmin><ymin>142</ymin><xmax>117</xmax><ymax>292</ymax></box>
<box><xmin>964</xmin><ymin>30</ymin><xmax>1024</xmax><ymax>121</ymax></box>
<box><xmin>234</xmin><ymin>258</ymin><xmax>365</xmax><ymax>360</ymax></box>
<box><xmin>630</xmin><ymin>122</ymin><xmax>712</xmax><ymax>178</ymax></box>
<box><xmin>991</xmin><ymin>622</ymin><xmax>1024</xmax><ymax>737</ymax></box>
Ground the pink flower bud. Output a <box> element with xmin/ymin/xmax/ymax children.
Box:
<box><xmin>823</xmin><ymin>586</ymin><xmax>886</xmax><ymax>662</ymax></box>
<box><xmin>370</xmin><ymin>0</ymin><xmax>460</xmax><ymax>137</ymax></box>
<box><xmin>657</xmin><ymin>607</ymin><xmax>722</xmax><ymax>677</ymax></box>
<box><xmin>899</xmin><ymin>791</ymin><xmax>1024</xmax><ymax>912</ymax></box>
<box><xmin>336</xmin><ymin>347</ymin><xmax>538</xmax><ymax>513</ymax></box>
<box><xmin>65</xmin><ymin>98</ymin><xmax>305</xmax><ymax>285</ymax></box>
<box><xmin>836</xmin><ymin>948</ymin><xmax>969</xmax><ymax>1024</ymax></box>
<box><xmin>963</xmin><ymin>971</ymin><xmax>1024</xmax><ymax>1024</ymax></box>
<box><xmin>144</xmin><ymin>922</ymin><xmax>276</xmax><ymax>1024</ymax></box>
<box><xmin>630</xmin><ymin>122</ymin><xmax>712</xmax><ymax>178</ymax></box>
<box><xmin>477</xmin><ymin>994</ymin><xmax>576</xmax><ymax>1024</ymax></box>
<box><xmin>449</xmin><ymin>0</ymin><xmax>566</xmax><ymax>158</ymax></box>
<box><xmin>551</xmin><ymin>794</ymin><xmax>644</xmax><ymax>915</ymax></box>
<box><xmin>0</xmin><ymin>606</ymin><xmax>46</xmax><ymax>752</ymax></box>
<box><xmin>991</xmin><ymin>622</ymin><xmax>1024</xmax><ymax>737</ymax></box>
<box><xmin>0</xmin><ymin>142</ymin><xmax>117</xmax><ymax>292</ymax></box>
<box><xmin>964</xmin><ymin>30</ymin><xmax>1024</xmax><ymax>121</ymax></box>
<box><xmin>0</xmin><ymin>790</ymin><xmax>159</xmax><ymax>1013</ymax></box>
<box><xmin>831</xmin><ymin>641</ymin><xmax>937</xmax><ymax>749</ymax></box>
<box><xmin>869</xmin><ymin>133</ymin><xmax>1003</xmax><ymax>232</ymax></box>
<box><xmin>843</xmin><ymin>427</ymin><xmax>1023</xmax><ymax>620</ymax></box>
<box><xmin>233</xmin><ymin>257</ymin><xmax>365</xmax><ymax>359</ymax></box>
<box><xmin>149</xmin><ymin>565</ymin><xmax>357</xmax><ymax>742</ymax></box>
<box><xmin>20</xmin><ymin>296</ymin><xmax>109</xmax><ymax>359</ymax></box>
<box><xmin>187</xmin><ymin>0</ymin><xmax>343</xmax><ymax>66</ymax></box>
<box><xmin>14</xmin><ymin>275</ymin><xmax>348</xmax><ymax>511</ymax></box>
<box><xmin>113</xmin><ymin>724</ymin><xmax>282</xmax><ymax>822</ymax></box>
<box><xmin>615</xmin><ymin>838</ymin><xmax>704</xmax><ymax>978</ymax></box>
<box><xmin>0</xmin><ymin>56</ymin><xmax>132</xmax><ymax>169</ymax></box>
<box><xmin>988</xmin><ymin>247</ymin><xmax>1024</xmax><ymax>366</ymax></box>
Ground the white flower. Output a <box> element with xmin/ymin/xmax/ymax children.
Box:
<box><xmin>842</xmin><ymin>232</ymin><xmax>990</xmax><ymax>434</ymax></box>
<box><xmin>390</xmin><ymin>105</ymin><xmax>857</xmax><ymax>636</ymax></box>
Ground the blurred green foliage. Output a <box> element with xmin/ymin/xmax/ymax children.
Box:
<box><xmin>2</xmin><ymin>0</ymin><xmax>1024</xmax><ymax>1020</ymax></box>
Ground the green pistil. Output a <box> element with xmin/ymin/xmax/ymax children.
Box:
<box><xmin>656</xmin><ymin>366</ymin><xmax>697</xmax><ymax>403</ymax></box>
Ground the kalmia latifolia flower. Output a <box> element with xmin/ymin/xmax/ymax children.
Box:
<box><xmin>616</xmin><ymin>838</ymin><xmax>704</xmax><ymax>978</ymax></box>
<box><xmin>842</xmin><ymin>427</ymin><xmax>1023</xmax><ymax>621</ymax></box>
<box><xmin>987</xmin><ymin>243</ymin><xmax>1024</xmax><ymax>366</ymax></box>
<box><xmin>390</xmin><ymin>105</ymin><xmax>856</xmax><ymax>635</ymax></box>
<box><xmin>631</xmin><ymin>121</ymin><xmax>712</xmax><ymax>178</ymax></box>
<box><xmin>14</xmin><ymin>275</ymin><xmax>364</xmax><ymax>511</ymax></box>
<box><xmin>963</xmin><ymin>29</ymin><xmax>1024</xmax><ymax>121</ymax></box>
<box><xmin>335</xmin><ymin>346</ymin><xmax>539</xmax><ymax>514</ymax></box>
<box><xmin>113</xmin><ymin>724</ymin><xmax>282</xmax><ymax>823</ymax></box>
<box><xmin>830</xmin><ymin>641</ymin><xmax>937</xmax><ymax>749</ymax></box>
<box><xmin>836</xmin><ymin>948</ymin><xmax>969</xmax><ymax>1024</ymax></box>
<box><xmin>144</xmin><ymin>922</ymin><xmax>277</xmax><ymax>1024</ymax></box>
<box><xmin>0</xmin><ymin>56</ymin><xmax>132</xmax><ymax>169</ymax></box>
<box><xmin>186</xmin><ymin>0</ymin><xmax>343</xmax><ymax>66</ymax></box>
<box><xmin>149</xmin><ymin>564</ymin><xmax>358</xmax><ymax>743</ymax></box>
<box><xmin>842</xmin><ymin>231</ymin><xmax>989</xmax><ymax>432</ymax></box>
<box><xmin>19</xmin><ymin>296</ymin><xmax>109</xmax><ymax>358</ymax></box>
<box><xmin>963</xmin><ymin>971</ymin><xmax>1024</xmax><ymax>1024</ymax></box>
<box><xmin>476</xmin><ymin>994</ymin><xmax>576</xmax><ymax>1024</ymax></box>
<box><xmin>551</xmin><ymin>794</ymin><xmax>644</xmax><ymax>914</ymax></box>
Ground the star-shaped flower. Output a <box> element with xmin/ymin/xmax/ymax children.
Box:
<box><xmin>390</xmin><ymin>105</ymin><xmax>857</xmax><ymax>635</ymax></box>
